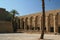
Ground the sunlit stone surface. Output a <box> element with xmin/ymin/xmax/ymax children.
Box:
<box><xmin>0</xmin><ymin>33</ymin><xmax>60</xmax><ymax>40</ymax></box>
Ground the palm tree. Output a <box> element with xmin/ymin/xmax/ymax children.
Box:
<box><xmin>11</xmin><ymin>10</ymin><xmax>19</xmax><ymax>19</ymax></box>
<box><xmin>40</xmin><ymin>0</ymin><xmax>45</xmax><ymax>39</ymax></box>
<box><xmin>10</xmin><ymin>10</ymin><xmax>19</xmax><ymax>32</ymax></box>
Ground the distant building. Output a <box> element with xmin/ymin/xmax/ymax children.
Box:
<box><xmin>19</xmin><ymin>10</ymin><xmax>60</xmax><ymax>33</ymax></box>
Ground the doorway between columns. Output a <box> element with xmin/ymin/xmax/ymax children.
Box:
<box><xmin>50</xmin><ymin>27</ymin><xmax>54</xmax><ymax>32</ymax></box>
<box><xmin>58</xmin><ymin>27</ymin><xmax>60</xmax><ymax>33</ymax></box>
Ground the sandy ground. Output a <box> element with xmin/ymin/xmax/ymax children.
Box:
<box><xmin>0</xmin><ymin>33</ymin><xmax>60</xmax><ymax>40</ymax></box>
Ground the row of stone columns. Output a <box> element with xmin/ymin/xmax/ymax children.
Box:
<box><xmin>20</xmin><ymin>15</ymin><xmax>58</xmax><ymax>33</ymax></box>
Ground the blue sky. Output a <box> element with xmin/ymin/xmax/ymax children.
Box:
<box><xmin>0</xmin><ymin>0</ymin><xmax>60</xmax><ymax>16</ymax></box>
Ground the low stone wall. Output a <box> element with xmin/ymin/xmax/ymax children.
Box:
<box><xmin>0</xmin><ymin>21</ymin><xmax>13</xmax><ymax>33</ymax></box>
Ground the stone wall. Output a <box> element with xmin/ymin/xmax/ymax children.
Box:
<box><xmin>0</xmin><ymin>21</ymin><xmax>13</xmax><ymax>33</ymax></box>
<box><xmin>19</xmin><ymin>10</ymin><xmax>60</xmax><ymax>33</ymax></box>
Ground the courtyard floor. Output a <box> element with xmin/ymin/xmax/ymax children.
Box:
<box><xmin>0</xmin><ymin>33</ymin><xmax>60</xmax><ymax>40</ymax></box>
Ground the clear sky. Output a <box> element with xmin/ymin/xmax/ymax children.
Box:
<box><xmin>0</xmin><ymin>0</ymin><xmax>60</xmax><ymax>16</ymax></box>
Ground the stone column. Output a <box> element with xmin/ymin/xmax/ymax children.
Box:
<box><xmin>45</xmin><ymin>16</ymin><xmax>49</xmax><ymax>33</ymax></box>
<box><xmin>24</xmin><ymin>19</ymin><xmax>26</xmax><ymax>30</ymax></box>
<box><xmin>33</xmin><ymin>16</ymin><xmax>35</xmax><ymax>31</ymax></box>
<box><xmin>24</xmin><ymin>18</ymin><xmax>28</xmax><ymax>31</ymax></box>
<box><xmin>53</xmin><ymin>16</ymin><xmax>57</xmax><ymax>34</ymax></box>
<box><xmin>28</xmin><ymin>17</ymin><xmax>30</xmax><ymax>31</ymax></box>
<box><xmin>19</xmin><ymin>19</ymin><xmax>22</xmax><ymax>30</ymax></box>
<box><xmin>40</xmin><ymin>16</ymin><xmax>41</xmax><ymax>32</ymax></box>
<box><xmin>20</xmin><ymin>19</ymin><xmax>23</xmax><ymax>29</ymax></box>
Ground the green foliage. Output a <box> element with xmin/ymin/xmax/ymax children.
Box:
<box><xmin>0</xmin><ymin>8</ymin><xmax>12</xmax><ymax>21</ymax></box>
<box><xmin>10</xmin><ymin>9</ymin><xmax>19</xmax><ymax>18</ymax></box>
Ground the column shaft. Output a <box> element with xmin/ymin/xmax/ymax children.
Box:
<box><xmin>54</xmin><ymin>16</ymin><xmax>57</xmax><ymax>33</ymax></box>
<box><xmin>40</xmin><ymin>17</ymin><xmax>41</xmax><ymax>31</ymax></box>
<box><xmin>45</xmin><ymin>16</ymin><xmax>49</xmax><ymax>32</ymax></box>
